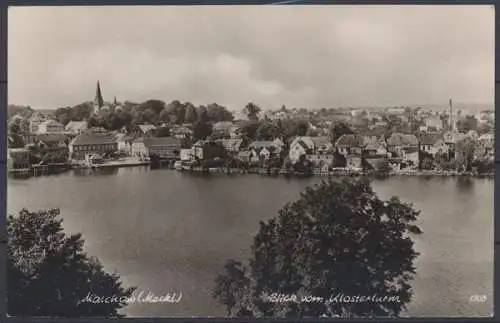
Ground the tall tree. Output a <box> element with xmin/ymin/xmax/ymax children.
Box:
<box><xmin>7</xmin><ymin>208</ymin><xmax>135</xmax><ymax>317</ymax></box>
<box><xmin>456</xmin><ymin>116</ymin><xmax>479</xmax><ymax>133</ymax></box>
<box><xmin>244</xmin><ymin>102</ymin><xmax>261</xmax><ymax>121</ymax></box>
<box><xmin>193</xmin><ymin>121</ymin><xmax>213</xmax><ymax>140</ymax></box>
<box><xmin>255</xmin><ymin>119</ymin><xmax>281</xmax><ymax>141</ymax></box>
<box><xmin>214</xmin><ymin>178</ymin><xmax>422</xmax><ymax>318</ymax></box>
<box><xmin>184</xmin><ymin>103</ymin><xmax>199</xmax><ymax>123</ymax></box>
<box><xmin>330</xmin><ymin>122</ymin><xmax>354</xmax><ymax>145</ymax></box>
<box><xmin>207</xmin><ymin>103</ymin><xmax>234</xmax><ymax>122</ymax></box>
<box><xmin>455</xmin><ymin>137</ymin><xmax>476</xmax><ymax>172</ymax></box>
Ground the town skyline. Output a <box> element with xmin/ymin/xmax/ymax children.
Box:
<box><xmin>9</xmin><ymin>5</ymin><xmax>494</xmax><ymax>110</ymax></box>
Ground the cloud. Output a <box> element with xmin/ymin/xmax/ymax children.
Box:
<box><xmin>8</xmin><ymin>5</ymin><xmax>494</xmax><ymax>110</ymax></box>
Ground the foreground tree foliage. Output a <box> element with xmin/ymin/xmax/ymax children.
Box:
<box><xmin>214</xmin><ymin>178</ymin><xmax>422</xmax><ymax>318</ymax></box>
<box><xmin>7</xmin><ymin>208</ymin><xmax>135</xmax><ymax>317</ymax></box>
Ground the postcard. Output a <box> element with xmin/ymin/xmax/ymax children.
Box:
<box><xmin>6</xmin><ymin>5</ymin><xmax>494</xmax><ymax>318</ymax></box>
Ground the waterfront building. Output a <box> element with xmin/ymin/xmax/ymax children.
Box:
<box><xmin>69</xmin><ymin>132</ymin><xmax>118</xmax><ymax>160</ymax></box>
<box><xmin>180</xmin><ymin>148</ymin><xmax>194</xmax><ymax>161</ymax></box>
<box><xmin>37</xmin><ymin>119</ymin><xmax>64</xmax><ymax>133</ymax></box>
<box><xmin>115</xmin><ymin>133</ymin><xmax>134</xmax><ymax>155</ymax></box>
<box><xmin>36</xmin><ymin>133</ymin><xmax>69</xmax><ymax>151</ymax></box>
<box><xmin>289</xmin><ymin>136</ymin><xmax>334</xmax><ymax>164</ymax></box>
<box><xmin>247</xmin><ymin>141</ymin><xmax>281</xmax><ymax>165</ymax></box>
<box><xmin>419</xmin><ymin>134</ymin><xmax>448</xmax><ymax>156</ymax></box>
<box><xmin>131</xmin><ymin>137</ymin><xmax>148</xmax><ymax>157</ymax></box>
<box><xmin>144</xmin><ymin>137</ymin><xmax>182</xmax><ymax>159</ymax></box>
<box><xmin>192</xmin><ymin>140</ymin><xmax>226</xmax><ymax>161</ymax></box>
<box><xmin>335</xmin><ymin>134</ymin><xmax>365</xmax><ymax>157</ymax></box>
<box><xmin>475</xmin><ymin>133</ymin><xmax>494</xmax><ymax>160</ymax></box>
<box><xmin>7</xmin><ymin>148</ymin><xmax>30</xmax><ymax>170</ymax></box>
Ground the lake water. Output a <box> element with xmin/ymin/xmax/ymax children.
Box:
<box><xmin>7</xmin><ymin>167</ymin><xmax>494</xmax><ymax>317</ymax></box>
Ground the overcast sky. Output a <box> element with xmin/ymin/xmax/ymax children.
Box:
<box><xmin>8</xmin><ymin>5</ymin><xmax>494</xmax><ymax>110</ymax></box>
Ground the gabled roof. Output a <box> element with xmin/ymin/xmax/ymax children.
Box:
<box><xmin>138</xmin><ymin>124</ymin><xmax>157</xmax><ymax>133</ymax></box>
<box><xmin>403</xmin><ymin>146</ymin><xmax>419</xmax><ymax>154</ymax></box>
<box><xmin>213</xmin><ymin>121</ymin><xmax>234</xmax><ymax>131</ymax></box>
<box><xmin>386</xmin><ymin>133</ymin><xmax>418</xmax><ymax>146</ymax></box>
<box><xmin>37</xmin><ymin>133</ymin><xmax>68</xmax><ymax>143</ymax></box>
<box><xmin>65</xmin><ymin>121</ymin><xmax>87</xmax><ymax>131</ymax></box>
<box><xmin>144</xmin><ymin>137</ymin><xmax>182</xmax><ymax>148</ymax></box>
<box><xmin>335</xmin><ymin>134</ymin><xmax>365</xmax><ymax>148</ymax></box>
<box><xmin>364</xmin><ymin>142</ymin><xmax>386</xmax><ymax>151</ymax></box>
<box><xmin>310</xmin><ymin>136</ymin><xmax>332</xmax><ymax>148</ymax></box>
<box><xmin>419</xmin><ymin>133</ymin><xmax>441</xmax><ymax>146</ymax></box>
<box><xmin>71</xmin><ymin>133</ymin><xmax>117</xmax><ymax>146</ymax></box>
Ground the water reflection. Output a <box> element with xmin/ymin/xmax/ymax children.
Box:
<box><xmin>6</xmin><ymin>168</ymin><xmax>493</xmax><ymax>317</ymax></box>
<box><xmin>72</xmin><ymin>167</ymin><xmax>120</xmax><ymax>177</ymax></box>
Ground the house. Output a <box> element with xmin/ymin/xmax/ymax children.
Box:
<box><xmin>475</xmin><ymin>133</ymin><xmax>494</xmax><ymax>160</ymax></box>
<box><xmin>65</xmin><ymin>121</ymin><xmax>88</xmax><ymax>134</ymax></box>
<box><xmin>115</xmin><ymin>133</ymin><xmax>134</xmax><ymax>155</ymax></box>
<box><xmin>144</xmin><ymin>137</ymin><xmax>182</xmax><ymax>159</ymax></box>
<box><xmin>335</xmin><ymin>134</ymin><xmax>365</xmax><ymax>156</ymax></box>
<box><xmin>170</xmin><ymin>125</ymin><xmax>193</xmax><ymax>140</ymax></box>
<box><xmin>364</xmin><ymin>141</ymin><xmax>388</xmax><ymax>157</ymax></box>
<box><xmin>419</xmin><ymin>134</ymin><xmax>448</xmax><ymax>156</ymax></box>
<box><xmin>346</xmin><ymin>155</ymin><xmax>362</xmax><ymax>170</ymax></box>
<box><xmin>28</xmin><ymin>114</ymin><xmax>46</xmax><ymax>133</ymax></box>
<box><xmin>215</xmin><ymin>138</ymin><xmax>244</xmax><ymax>154</ymax></box>
<box><xmin>248</xmin><ymin>141</ymin><xmax>281</xmax><ymax>164</ymax></box>
<box><xmin>69</xmin><ymin>133</ymin><xmax>118</xmax><ymax>160</ymax></box>
<box><xmin>180</xmin><ymin>148</ymin><xmax>194</xmax><ymax>161</ymax></box>
<box><xmin>288</xmin><ymin>136</ymin><xmax>334</xmax><ymax>164</ymax></box>
<box><xmin>37</xmin><ymin>119</ymin><xmax>65</xmax><ymax>133</ymax></box>
<box><xmin>7</xmin><ymin>148</ymin><xmax>30</xmax><ymax>170</ymax></box>
<box><xmin>36</xmin><ymin>133</ymin><xmax>69</xmax><ymax>151</ymax></box>
<box><xmin>306</xmin><ymin>153</ymin><xmax>334</xmax><ymax>172</ymax></box>
<box><xmin>212</xmin><ymin>121</ymin><xmax>234</xmax><ymax>138</ymax></box>
<box><xmin>192</xmin><ymin>140</ymin><xmax>226</xmax><ymax>161</ymax></box>
<box><xmin>443</xmin><ymin>131</ymin><xmax>467</xmax><ymax>151</ymax></box>
<box><xmin>386</xmin><ymin>133</ymin><xmax>419</xmax><ymax>156</ymax></box>
<box><xmin>386</xmin><ymin>133</ymin><xmax>420</xmax><ymax>169</ymax></box>
<box><xmin>236</xmin><ymin>151</ymin><xmax>251</xmax><ymax>163</ymax></box>
<box><xmin>425</xmin><ymin>115</ymin><xmax>443</xmax><ymax>131</ymax></box>
<box><xmin>131</xmin><ymin>137</ymin><xmax>148</xmax><ymax>157</ymax></box>
<box><xmin>135</xmin><ymin>124</ymin><xmax>157</xmax><ymax>136</ymax></box>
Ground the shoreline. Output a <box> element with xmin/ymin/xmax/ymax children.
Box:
<box><xmin>8</xmin><ymin>159</ymin><xmax>494</xmax><ymax>179</ymax></box>
<box><xmin>175</xmin><ymin>167</ymin><xmax>494</xmax><ymax>179</ymax></box>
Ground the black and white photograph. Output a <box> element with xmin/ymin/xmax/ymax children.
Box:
<box><xmin>6</xmin><ymin>5</ymin><xmax>494</xmax><ymax>318</ymax></box>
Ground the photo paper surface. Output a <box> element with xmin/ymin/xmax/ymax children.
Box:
<box><xmin>6</xmin><ymin>5</ymin><xmax>494</xmax><ymax>318</ymax></box>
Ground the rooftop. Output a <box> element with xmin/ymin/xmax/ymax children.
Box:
<box><xmin>71</xmin><ymin>133</ymin><xmax>117</xmax><ymax>146</ymax></box>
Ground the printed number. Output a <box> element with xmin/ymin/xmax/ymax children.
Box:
<box><xmin>469</xmin><ymin>295</ymin><xmax>487</xmax><ymax>303</ymax></box>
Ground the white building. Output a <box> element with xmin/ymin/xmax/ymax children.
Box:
<box><xmin>37</xmin><ymin>119</ymin><xmax>65</xmax><ymax>133</ymax></box>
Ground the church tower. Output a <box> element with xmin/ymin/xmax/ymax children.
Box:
<box><xmin>94</xmin><ymin>81</ymin><xmax>104</xmax><ymax>114</ymax></box>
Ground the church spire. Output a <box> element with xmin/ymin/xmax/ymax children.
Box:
<box><xmin>94</xmin><ymin>81</ymin><xmax>104</xmax><ymax>108</ymax></box>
